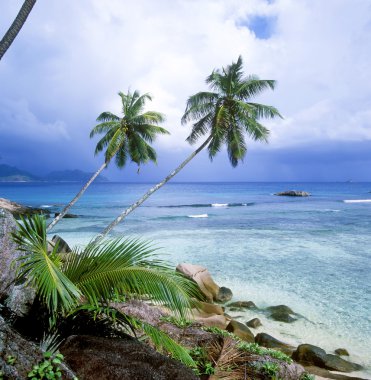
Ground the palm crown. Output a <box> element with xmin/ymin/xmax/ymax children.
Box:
<box><xmin>90</xmin><ymin>90</ymin><xmax>169</xmax><ymax>168</ymax></box>
<box><xmin>181</xmin><ymin>55</ymin><xmax>282</xmax><ymax>167</ymax></box>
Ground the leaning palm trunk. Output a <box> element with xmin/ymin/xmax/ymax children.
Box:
<box><xmin>46</xmin><ymin>161</ymin><xmax>107</xmax><ymax>232</ymax></box>
<box><xmin>0</xmin><ymin>0</ymin><xmax>37</xmax><ymax>61</ymax></box>
<box><xmin>92</xmin><ymin>135</ymin><xmax>212</xmax><ymax>243</ymax></box>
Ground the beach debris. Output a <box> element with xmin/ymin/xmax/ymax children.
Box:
<box><xmin>274</xmin><ymin>190</ymin><xmax>310</xmax><ymax>197</ymax></box>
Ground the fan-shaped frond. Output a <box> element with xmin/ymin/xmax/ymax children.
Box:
<box><xmin>96</xmin><ymin>112</ymin><xmax>120</xmax><ymax>123</ymax></box>
<box><xmin>12</xmin><ymin>215</ymin><xmax>81</xmax><ymax>314</ymax></box>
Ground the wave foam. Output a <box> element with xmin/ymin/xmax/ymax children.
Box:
<box><xmin>343</xmin><ymin>199</ymin><xmax>371</xmax><ymax>203</ymax></box>
<box><xmin>212</xmin><ymin>203</ymin><xmax>228</xmax><ymax>207</ymax></box>
<box><xmin>187</xmin><ymin>214</ymin><xmax>208</xmax><ymax>218</ymax></box>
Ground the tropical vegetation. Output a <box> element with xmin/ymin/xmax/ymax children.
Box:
<box><xmin>0</xmin><ymin>0</ymin><xmax>37</xmax><ymax>61</ymax></box>
<box><xmin>12</xmin><ymin>214</ymin><xmax>200</xmax><ymax>366</ymax></box>
<box><xmin>92</xmin><ymin>55</ymin><xmax>282</xmax><ymax>242</ymax></box>
<box><xmin>47</xmin><ymin>90</ymin><xmax>169</xmax><ymax>232</ymax></box>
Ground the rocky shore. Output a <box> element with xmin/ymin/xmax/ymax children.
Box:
<box><xmin>0</xmin><ymin>207</ymin><xmax>368</xmax><ymax>380</ymax></box>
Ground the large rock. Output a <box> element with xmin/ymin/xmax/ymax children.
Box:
<box><xmin>226</xmin><ymin>320</ymin><xmax>254</xmax><ymax>342</ymax></box>
<box><xmin>246</xmin><ymin>318</ymin><xmax>262</xmax><ymax>328</ymax></box>
<box><xmin>335</xmin><ymin>348</ymin><xmax>349</xmax><ymax>356</ymax></box>
<box><xmin>228</xmin><ymin>300</ymin><xmax>256</xmax><ymax>309</ymax></box>
<box><xmin>216</xmin><ymin>286</ymin><xmax>233</xmax><ymax>303</ymax></box>
<box><xmin>0</xmin><ymin>209</ymin><xmax>35</xmax><ymax>316</ymax></box>
<box><xmin>275</xmin><ymin>190</ymin><xmax>310</xmax><ymax>197</ymax></box>
<box><xmin>0</xmin><ymin>198</ymin><xmax>50</xmax><ymax>218</ymax></box>
<box><xmin>60</xmin><ymin>335</ymin><xmax>198</xmax><ymax>380</ymax></box>
<box><xmin>51</xmin><ymin>235</ymin><xmax>72</xmax><ymax>253</ymax></box>
<box><xmin>292</xmin><ymin>344</ymin><xmax>362</xmax><ymax>373</ymax></box>
<box><xmin>304</xmin><ymin>366</ymin><xmax>368</xmax><ymax>380</ymax></box>
<box><xmin>255</xmin><ymin>332</ymin><xmax>295</xmax><ymax>356</ymax></box>
<box><xmin>267</xmin><ymin>304</ymin><xmax>297</xmax><ymax>323</ymax></box>
<box><xmin>176</xmin><ymin>263</ymin><xmax>220</xmax><ymax>302</ymax></box>
<box><xmin>0</xmin><ymin>316</ymin><xmax>75</xmax><ymax>380</ymax></box>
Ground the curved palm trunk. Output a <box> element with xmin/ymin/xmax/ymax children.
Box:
<box><xmin>46</xmin><ymin>161</ymin><xmax>108</xmax><ymax>232</ymax></box>
<box><xmin>0</xmin><ymin>0</ymin><xmax>37</xmax><ymax>61</ymax></box>
<box><xmin>92</xmin><ymin>136</ymin><xmax>212</xmax><ymax>244</ymax></box>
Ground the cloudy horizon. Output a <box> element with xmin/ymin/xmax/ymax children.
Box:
<box><xmin>1</xmin><ymin>0</ymin><xmax>371</xmax><ymax>182</ymax></box>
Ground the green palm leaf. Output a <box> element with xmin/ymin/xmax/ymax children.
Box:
<box><xmin>12</xmin><ymin>215</ymin><xmax>81</xmax><ymax>314</ymax></box>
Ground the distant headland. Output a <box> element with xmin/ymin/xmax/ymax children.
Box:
<box><xmin>0</xmin><ymin>164</ymin><xmax>109</xmax><ymax>182</ymax></box>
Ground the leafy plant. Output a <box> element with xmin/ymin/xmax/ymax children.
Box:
<box><xmin>6</xmin><ymin>355</ymin><xmax>16</xmax><ymax>365</ymax></box>
<box><xmin>202</xmin><ymin>325</ymin><xmax>235</xmax><ymax>338</ymax></box>
<box><xmin>160</xmin><ymin>315</ymin><xmax>193</xmax><ymax>328</ymax></box>
<box><xmin>261</xmin><ymin>361</ymin><xmax>280</xmax><ymax>379</ymax></box>
<box><xmin>238</xmin><ymin>341</ymin><xmax>292</xmax><ymax>364</ymax></box>
<box><xmin>300</xmin><ymin>373</ymin><xmax>315</xmax><ymax>380</ymax></box>
<box><xmin>12</xmin><ymin>214</ymin><xmax>200</xmax><ymax>367</ymax></box>
<box><xmin>27</xmin><ymin>352</ymin><xmax>64</xmax><ymax>380</ymax></box>
<box><xmin>189</xmin><ymin>346</ymin><xmax>215</xmax><ymax>375</ymax></box>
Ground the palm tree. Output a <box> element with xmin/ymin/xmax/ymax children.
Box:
<box><xmin>13</xmin><ymin>214</ymin><xmax>199</xmax><ymax>366</ymax></box>
<box><xmin>0</xmin><ymin>0</ymin><xmax>37</xmax><ymax>61</ymax></box>
<box><xmin>92</xmin><ymin>56</ymin><xmax>282</xmax><ymax>243</ymax></box>
<box><xmin>47</xmin><ymin>90</ymin><xmax>169</xmax><ymax>232</ymax></box>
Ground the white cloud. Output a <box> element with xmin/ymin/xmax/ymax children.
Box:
<box><xmin>1</xmin><ymin>0</ymin><xmax>371</xmax><ymax>156</ymax></box>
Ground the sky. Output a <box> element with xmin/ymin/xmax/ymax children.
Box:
<box><xmin>0</xmin><ymin>0</ymin><xmax>371</xmax><ymax>182</ymax></box>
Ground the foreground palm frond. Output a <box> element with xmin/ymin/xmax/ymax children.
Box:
<box><xmin>63</xmin><ymin>238</ymin><xmax>200</xmax><ymax>318</ymax></box>
<box><xmin>12</xmin><ymin>215</ymin><xmax>81</xmax><ymax>313</ymax></box>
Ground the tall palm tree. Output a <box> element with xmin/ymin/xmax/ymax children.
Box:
<box><xmin>47</xmin><ymin>90</ymin><xmax>169</xmax><ymax>232</ymax></box>
<box><xmin>92</xmin><ymin>56</ymin><xmax>282</xmax><ymax>243</ymax></box>
<box><xmin>13</xmin><ymin>214</ymin><xmax>199</xmax><ymax>366</ymax></box>
<box><xmin>0</xmin><ymin>0</ymin><xmax>37</xmax><ymax>61</ymax></box>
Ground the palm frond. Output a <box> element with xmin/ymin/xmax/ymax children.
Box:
<box><xmin>96</xmin><ymin>112</ymin><xmax>120</xmax><ymax>123</ymax></box>
<box><xmin>11</xmin><ymin>215</ymin><xmax>81</xmax><ymax>314</ymax></box>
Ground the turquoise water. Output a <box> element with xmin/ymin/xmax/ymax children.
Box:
<box><xmin>1</xmin><ymin>181</ymin><xmax>371</xmax><ymax>377</ymax></box>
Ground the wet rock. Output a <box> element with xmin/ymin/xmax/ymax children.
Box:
<box><xmin>324</xmin><ymin>354</ymin><xmax>362</xmax><ymax>373</ymax></box>
<box><xmin>304</xmin><ymin>365</ymin><xmax>368</xmax><ymax>380</ymax></box>
<box><xmin>60</xmin><ymin>335</ymin><xmax>198</xmax><ymax>380</ymax></box>
<box><xmin>54</xmin><ymin>212</ymin><xmax>78</xmax><ymax>218</ymax></box>
<box><xmin>275</xmin><ymin>190</ymin><xmax>310</xmax><ymax>197</ymax></box>
<box><xmin>216</xmin><ymin>286</ymin><xmax>233</xmax><ymax>303</ymax></box>
<box><xmin>226</xmin><ymin>320</ymin><xmax>254</xmax><ymax>342</ymax></box>
<box><xmin>176</xmin><ymin>263</ymin><xmax>219</xmax><ymax>302</ymax></box>
<box><xmin>196</xmin><ymin>301</ymin><xmax>224</xmax><ymax>316</ymax></box>
<box><xmin>246</xmin><ymin>318</ymin><xmax>262</xmax><ymax>328</ymax></box>
<box><xmin>0</xmin><ymin>209</ymin><xmax>36</xmax><ymax>316</ymax></box>
<box><xmin>228</xmin><ymin>300</ymin><xmax>256</xmax><ymax>309</ymax></box>
<box><xmin>335</xmin><ymin>348</ymin><xmax>349</xmax><ymax>356</ymax></box>
<box><xmin>292</xmin><ymin>344</ymin><xmax>362</xmax><ymax>373</ymax></box>
<box><xmin>267</xmin><ymin>305</ymin><xmax>296</xmax><ymax>323</ymax></box>
<box><xmin>255</xmin><ymin>332</ymin><xmax>295</xmax><ymax>356</ymax></box>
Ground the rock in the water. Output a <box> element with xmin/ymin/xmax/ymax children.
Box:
<box><xmin>246</xmin><ymin>318</ymin><xmax>262</xmax><ymax>328</ymax></box>
<box><xmin>176</xmin><ymin>263</ymin><xmax>220</xmax><ymax>302</ymax></box>
<box><xmin>226</xmin><ymin>320</ymin><xmax>254</xmax><ymax>342</ymax></box>
<box><xmin>304</xmin><ymin>365</ymin><xmax>368</xmax><ymax>380</ymax></box>
<box><xmin>0</xmin><ymin>198</ymin><xmax>50</xmax><ymax>218</ymax></box>
<box><xmin>335</xmin><ymin>348</ymin><xmax>349</xmax><ymax>356</ymax></box>
<box><xmin>275</xmin><ymin>190</ymin><xmax>310</xmax><ymax>197</ymax></box>
<box><xmin>255</xmin><ymin>333</ymin><xmax>295</xmax><ymax>355</ymax></box>
<box><xmin>324</xmin><ymin>354</ymin><xmax>362</xmax><ymax>373</ymax></box>
<box><xmin>216</xmin><ymin>286</ymin><xmax>233</xmax><ymax>303</ymax></box>
<box><xmin>228</xmin><ymin>300</ymin><xmax>256</xmax><ymax>309</ymax></box>
<box><xmin>60</xmin><ymin>335</ymin><xmax>198</xmax><ymax>380</ymax></box>
<box><xmin>51</xmin><ymin>235</ymin><xmax>72</xmax><ymax>253</ymax></box>
<box><xmin>267</xmin><ymin>305</ymin><xmax>296</xmax><ymax>323</ymax></box>
<box><xmin>0</xmin><ymin>208</ymin><xmax>36</xmax><ymax>316</ymax></box>
<box><xmin>54</xmin><ymin>212</ymin><xmax>78</xmax><ymax>218</ymax></box>
<box><xmin>292</xmin><ymin>344</ymin><xmax>362</xmax><ymax>373</ymax></box>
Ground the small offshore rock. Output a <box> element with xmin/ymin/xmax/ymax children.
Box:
<box><xmin>275</xmin><ymin>190</ymin><xmax>310</xmax><ymax>197</ymax></box>
<box><xmin>335</xmin><ymin>348</ymin><xmax>349</xmax><ymax>356</ymax></box>
<box><xmin>267</xmin><ymin>305</ymin><xmax>295</xmax><ymax>314</ymax></box>
<box><xmin>215</xmin><ymin>286</ymin><xmax>233</xmax><ymax>303</ymax></box>
<box><xmin>54</xmin><ymin>212</ymin><xmax>78</xmax><ymax>218</ymax></box>
<box><xmin>228</xmin><ymin>300</ymin><xmax>256</xmax><ymax>309</ymax></box>
<box><xmin>324</xmin><ymin>354</ymin><xmax>362</xmax><ymax>373</ymax></box>
<box><xmin>246</xmin><ymin>318</ymin><xmax>262</xmax><ymax>328</ymax></box>
<box><xmin>226</xmin><ymin>320</ymin><xmax>254</xmax><ymax>342</ymax></box>
<box><xmin>255</xmin><ymin>332</ymin><xmax>295</xmax><ymax>355</ymax></box>
<box><xmin>267</xmin><ymin>304</ymin><xmax>296</xmax><ymax>323</ymax></box>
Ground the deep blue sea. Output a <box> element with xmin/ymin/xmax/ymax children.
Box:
<box><xmin>1</xmin><ymin>181</ymin><xmax>370</xmax><ymax>377</ymax></box>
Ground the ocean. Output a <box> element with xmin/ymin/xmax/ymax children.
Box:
<box><xmin>1</xmin><ymin>181</ymin><xmax>370</xmax><ymax>377</ymax></box>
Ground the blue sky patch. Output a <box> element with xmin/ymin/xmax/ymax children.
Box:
<box><xmin>239</xmin><ymin>15</ymin><xmax>277</xmax><ymax>39</ymax></box>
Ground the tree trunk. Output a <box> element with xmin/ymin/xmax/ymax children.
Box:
<box><xmin>46</xmin><ymin>161</ymin><xmax>108</xmax><ymax>232</ymax></box>
<box><xmin>0</xmin><ymin>0</ymin><xmax>37</xmax><ymax>61</ymax></box>
<box><xmin>91</xmin><ymin>136</ymin><xmax>212</xmax><ymax>244</ymax></box>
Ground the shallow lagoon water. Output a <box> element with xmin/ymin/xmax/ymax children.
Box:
<box><xmin>1</xmin><ymin>181</ymin><xmax>370</xmax><ymax>377</ymax></box>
